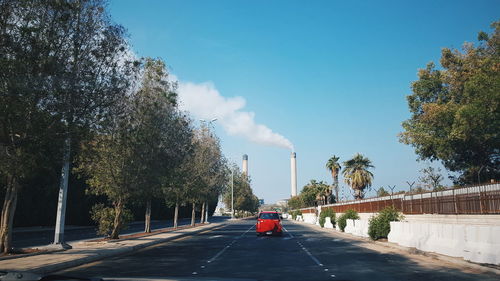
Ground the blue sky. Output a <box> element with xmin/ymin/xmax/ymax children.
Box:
<box><xmin>109</xmin><ymin>0</ymin><xmax>499</xmax><ymax>203</ymax></box>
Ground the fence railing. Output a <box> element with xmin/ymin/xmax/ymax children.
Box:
<box><xmin>300</xmin><ymin>183</ymin><xmax>500</xmax><ymax>215</ymax></box>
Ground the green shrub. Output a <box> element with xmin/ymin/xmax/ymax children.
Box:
<box><xmin>91</xmin><ymin>203</ymin><xmax>133</xmax><ymax>237</ymax></box>
<box><xmin>291</xmin><ymin>210</ymin><xmax>302</xmax><ymax>220</ymax></box>
<box><xmin>368</xmin><ymin>206</ymin><xmax>403</xmax><ymax>240</ymax></box>
<box><xmin>319</xmin><ymin>208</ymin><xmax>336</xmax><ymax>227</ymax></box>
<box><xmin>337</xmin><ymin>209</ymin><xmax>359</xmax><ymax>232</ymax></box>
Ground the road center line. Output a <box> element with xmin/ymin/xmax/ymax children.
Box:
<box><xmin>206</xmin><ymin>224</ymin><xmax>254</xmax><ymax>264</ymax></box>
<box><xmin>283</xmin><ymin>225</ymin><xmax>324</xmax><ymax>267</ymax></box>
<box><xmin>283</xmin><ymin>226</ymin><xmax>295</xmax><ymax>238</ymax></box>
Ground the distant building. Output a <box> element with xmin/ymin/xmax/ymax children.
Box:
<box><xmin>276</xmin><ymin>199</ymin><xmax>289</xmax><ymax>207</ymax></box>
<box><xmin>258</xmin><ymin>199</ymin><xmax>265</xmax><ymax>205</ymax></box>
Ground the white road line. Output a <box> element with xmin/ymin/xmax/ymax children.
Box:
<box><xmin>238</xmin><ymin>224</ymin><xmax>255</xmax><ymax>238</ymax></box>
<box><xmin>282</xmin><ymin>226</ymin><xmax>295</xmax><ymax>238</ymax></box>
<box><xmin>300</xmin><ymin>243</ymin><xmax>324</xmax><ymax>267</ymax></box>
<box><xmin>206</xmin><ymin>224</ymin><xmax>254</xmax><ymax>264</ymax></box>
<box><xmin>283</xmin><ymin>225</ymin><xmax>325</xmax><ymax>267</ymax></box>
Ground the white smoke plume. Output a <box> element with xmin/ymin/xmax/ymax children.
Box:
<box><xmin>175</xmin><ymin>78</ymin><xmax>294</xmax><ymax>151</ymax></box>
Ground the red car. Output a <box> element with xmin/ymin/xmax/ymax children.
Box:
<box><xmin>256</xmin><ymin>211</ymin><xmax>283</xmax><ymax>236</ymax></box>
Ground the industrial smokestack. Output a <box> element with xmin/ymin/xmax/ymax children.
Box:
<box><xmin>291</xmin><ymin>152</ymin><xmax>297</xmax><ymax>197</ymax></box>
<box><xmin>242</xmin><ymin>154</ymin><xmax>248</xmax><ymax>177</ymax></box>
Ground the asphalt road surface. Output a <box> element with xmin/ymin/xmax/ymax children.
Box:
<box><xmin>13</xmin><ymin>217</ymin><xmax>227</xmax><ymax>249</ymax></box>
<box><xmin>57</xmin><ymin>218</ymin><xmax>499</xmax><ymax>281</ymax></box>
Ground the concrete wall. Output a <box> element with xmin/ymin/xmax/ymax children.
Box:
<box><xmin>324</xmin><ymin>217</ymin><xmax>334</xmax><ymax>229</ymax></box>
<box><xmin>302</xmin><ymin>213</ymin><xmax>317</xmax><ymax>224</ymax></box>
<box><xmin>291</xmin><ymin>207</ymin><xmax>500</xmax><ymax>265</ymax></box>
<box><xmin>334</xmin><ymin>213</ymin><xmax>500</xmax><ymax>226</ymax></box>
<box><xmin>344</xmin><ymin>219</ymin><xmax>369</xmax><ymax>238</ymax></box>
<box><xmin>388</xmin><ymin>221</ymin><xmax>500</xmax><ymax>265</ymax></box>
<box><xmin>403</xmin><ymin>214</ymin><xmax>500</xmax><ymax>226</ymax></box>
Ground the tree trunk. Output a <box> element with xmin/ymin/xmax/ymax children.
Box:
<box><xmin>0</xmin><ymin>175</ymin><xmax>19</xmax><ymax>253</ymax></box>
<box><xmin>355</xmin><ymin>189</ymin><xmax>364</xmax><ymax>200</ymax></box>
<box><xmin>190</xmin><ymin>202</ymin><xmax>196</xmax><ymax>226</ymax></box>
<box><xmin>334</xmin><ymin>175</ymin><xmax>339</xmax><ymax>202</ymax></box>
<box><xmin>205</xmin><ymin>202</ymin><xmax>209</xmax><ymax>223</ymax></box>
<box><xmin>110</xmin><ymin>199</ymin><xmax>123</xmax><ymax>239</ymax></box>
<box><xmin>200</xmin><ymin>202</ymin><xmax>205</xmax><ymax>224</ymax></box>
<box><xmin>144</xmin><ymin>199</ymin><xmax>151</xmax><ymax>233</ymax></box>
<box><xmin>173</xmin><ymin>201</ymin><xmax>179</xmax><ymax>229</ymax></box>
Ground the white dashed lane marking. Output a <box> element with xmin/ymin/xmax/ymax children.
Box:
<box><xmin>284</xmin><ymin>225</ymin><xmax>337</xmax><ymax>278</ymax></box>
<box><xmin>206</xmin><ymin>224</ymin><xmax>254</xmax><ymax>264</ymax></box>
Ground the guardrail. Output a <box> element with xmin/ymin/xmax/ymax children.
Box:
<box><xmin>297</xmin><ymin>183</ymin><xmax>500</xmax><ymax>215</ymax></box>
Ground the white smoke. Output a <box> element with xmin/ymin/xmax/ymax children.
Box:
<box><xmin>175</xmin><ymin>78</ymin><xmax>294</xmax><ymax>151</ymax></box>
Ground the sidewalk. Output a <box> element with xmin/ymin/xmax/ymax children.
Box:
<box><xmin>0</xmin><ymin>222</ymin><xmax>225</xmax><ymax>274</ymax></box>
<box><xmin>287</xmin><ymin>219</ymin><xmax>500</xmax><ymax>275</ymax></box>
<box><xmin>12</xmin><ymin>219</ymin><xmax>173</xmax><ymax>233</ymax></box>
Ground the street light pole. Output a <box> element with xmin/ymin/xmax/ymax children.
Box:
<box><xmin>231</xmin><ymin>168</ymin><xmax>234</xmax><ymax>219</ymax></box>
<box><xmin>200</xmin><ymin>118</ymin><xmax>218</xmax><ymax>223</ymax></box>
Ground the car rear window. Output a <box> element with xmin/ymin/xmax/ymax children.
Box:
<box><xmin>259</xmin><ymin>213</ymin><xmax>280</xmax><ymax>220</ymax></box>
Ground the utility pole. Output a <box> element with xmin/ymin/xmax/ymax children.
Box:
<box><xmin>205</xmin><ymin>202</ymin><xmax>209</xmax><ymax>223</ymax></box>
<box><xmin>231</xmin><ymin>168</ymin><xmax>234</xmax><ymax>219</ymax></box>
<box><xmin>52</xmin><ymin>135</ymin><xmax>72</xmax><ymax>249</ymax></box>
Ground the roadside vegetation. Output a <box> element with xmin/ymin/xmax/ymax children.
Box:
<box><xmin>319</xmin><ymin>208</ymin><xmax>336</xmax><ymax>228</ymax></box>
<box><xmin>368</xmin><ymin>206</ymin><xmax>403</xmax><ymax>240</ymax></box>
<box><xmin>288</xmin><ymin>154</ymin><xmax>375</xmax><ymax>210</ymax></box>
<box><xmin>222</xmin><ymin>165</ymin><xmax>260</xmax><ymax>218</ymax></box>
<box><xmin>290</xmin><ymin>210</ymin><xmax>302</xmax><ymax>220</ymax></box>
<box><xmin>399</xmin><ymin>21</ymin><xmax>500</xmax><ymax>185</ymax></box>
<box><xmin>0</xmin><ymin>0</ymin><xmax>259</xmax><ymax>253</ymax></box>
<box><xmin>337</xmin><ymin>209</ymin><xmax>360</xmax><ymax>232</ymax></box>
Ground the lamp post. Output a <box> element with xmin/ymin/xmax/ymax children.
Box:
<box><xmin>200</xmin><ymin>118</ymin><xmax>217</xmax><ymax>130</ymax></box>
<box><xmin>199</xmin><ymin>118</ymin><xmax>217</xmax><ymax>223</ymax></box>
<box><xmin>231</xmin><ymin>167</ymin><xmax>234</xmax><ymax>219</ymax></box>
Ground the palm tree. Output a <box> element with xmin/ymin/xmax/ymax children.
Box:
<box><xmin>326</xmin><ymin>156</ymin><xmax>341</xmax><ymax>202</ymax></box>
<box><xmin>342</xmin><ymin>153</ymin><xmax>374</xmax><ymax>199</ymax></box>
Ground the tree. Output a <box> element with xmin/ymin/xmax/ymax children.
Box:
<box><xmin>129</xmin><ymin>58</ymin><xmax>190</xmax><ymax>233</ymax></box>
<box><xmin>162</xmin><ymin>155</ymin><xmax>192</xmax><ymax>229</ymax></box>
<box><xmin>342</xmin><ymin>153</ymin><xmax>374</xmax><ymax>199</ymax></box>
<box><xmin>418</xmin><ymin>166</ymin><xmax>445</xmax><ymax>191</ymax></box>
<box><xmin>223</xmin><ymin>165</ymin><xmax>259</xmax><ymax>215</ymax></box>
<box><xmin>0</xmin><ymin>0</ymin><xmax>135</xmax><ymax>251</ymax></box>
<box><xmin>180</xmin><ymin>126</ymin><xmax>227</xmax><ymax>225</ymax></box>
<box><xmin>298</xmin><ymin>180</ymin><xmax>331</xmax><ymax>207</ymax></box>
<box><xmin>376</xmin><ymin>187</ymin><xmax>390</xmax><ymax>197</ymax></box>
<box><xmin>399</xmin><ymin>21</ymin><xmax>500</xmax><ymax>185</ymax></box>
<box><xmin>287</xmin><ymin>196</ymin><xmax>304</xmax><ymax>210</ymax></box>
<box><xmin>74</xmin><ymin>94</ymin><xmax>141</xmax><ymax>239</ymax></box>
<box><xmin>326</xmin><ymin>156</ymin><xmax>341</xmax><ymax>203</ymax></box>
<box><xmin>76</xmin><ymin>56</ymin><xmax>194</xmax><ymax>238</ymax></box>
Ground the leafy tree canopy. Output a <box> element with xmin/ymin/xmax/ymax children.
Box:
<box><xmin>342</xmin><ymin>153</ymin><xmax>374</xmax><ymax>199</ymax></box>
<box><xmin>298</xmin><ymin>180</ymin><xmax>330</xmax><ymax>207</ymax></box>
<box><xmin>400</xmin><ymin>21</ymin><xmax>500</xmax><ymax>184</ymax></box>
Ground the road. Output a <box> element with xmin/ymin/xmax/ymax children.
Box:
<box><xmin>56</xmin><ymin>218</ymin><xmax>499</xmax><ymax>281</ymax></box>
<box><xmin>13</xmin><ymin>217</ymin><xmax>227</xmax><ymax>249</ymax></box>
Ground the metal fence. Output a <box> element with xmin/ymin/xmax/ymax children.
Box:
<box><xmin>302</xmin><ymin>183</ymin><xmax>500</xmax><ymax>215</ymax></box>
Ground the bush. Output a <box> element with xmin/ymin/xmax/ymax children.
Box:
<box><xmin>368</xmin><ymin>206</ymin><xmax>403</xmax><ymax>240</ymax></box>
<box><xmin>319</xmin><ymin>208</ymin><xmax>336</xmax><ymax>227</ymax></box>
<box><xmin>337</xmin><ymin>209</ymin><xmax>359</xmax><ymax>232</ymax></box>
<box><xmin>91</xmin><ymin>203</ymin><xmax>133</xmax><ymax>237</ymax></box>
<box><xmin>291</xmin><ymin>210</ymin><xmax>302</xmax><ymax>220</ymax></box>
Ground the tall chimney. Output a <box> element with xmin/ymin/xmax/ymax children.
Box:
<box><xmin>242</xmin><ymin>154</ymin><xmax>248</xmax><ymax>177</ymax></box>
<box><xmin>291</xmin><ymin>152</ymin><xmax>297</xmax><ymax>197</ymax></box>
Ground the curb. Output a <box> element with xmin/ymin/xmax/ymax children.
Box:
<box><xmin>0</xmin><ymin>249</ymin><xmax>66</xmax><ymax>262</ymax></box>
<box><xmin>1</xmin><ymin>223</ymin><xmax>198</xmax><ymax>262</ymax></box>
<box><xmin>287</xmin><ymin>219</ymin><xmax>500</xmax><ymax>275</ymax></box>
<box><xmin>27</xmin><ymin>222</ymin><xmax>225</xmax><ymax>274</ymax></box>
